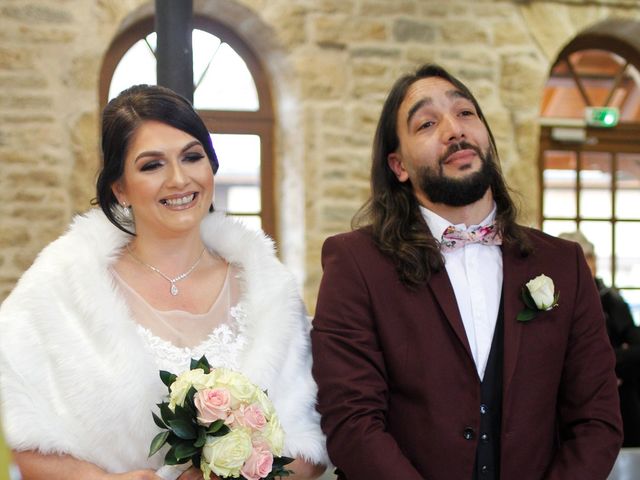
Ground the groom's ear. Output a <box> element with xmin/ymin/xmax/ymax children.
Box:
<box><xmin>388</xmin><ymin>152</ymin><xmax>409</xmax><ymax>182</ymax></box>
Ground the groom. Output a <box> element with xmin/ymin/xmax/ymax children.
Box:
<box><xmin>311</xmin><ymin>64</ymin><xmax>622</xmax><ymax>480</ymax></box>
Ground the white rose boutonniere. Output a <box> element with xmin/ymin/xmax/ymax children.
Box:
<box><xmin>517</xmin><ymin>274</ymin><xmax>560</xmax><ymax>322</ymax></box>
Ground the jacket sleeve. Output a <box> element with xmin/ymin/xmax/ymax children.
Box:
<box><xmin>311</xmin><ymin>235</ymin><xmax>424</xmax><ymax>480</ymax></box>
<box><xmin>544</xmin><ymin>244</ymin><xmax>623</xmax><ymax>479</ymax></box>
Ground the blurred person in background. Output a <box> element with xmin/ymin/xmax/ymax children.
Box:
<box><xmin>560</xmin><ymin>230</ymin><xmax>640</xmax><ymax>447</ymax></box>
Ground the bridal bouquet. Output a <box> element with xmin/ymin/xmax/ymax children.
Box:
<box><xmin>149</xmin><ymin>356</ymin><xmax>293</xmax><ymax>480</ymax></box>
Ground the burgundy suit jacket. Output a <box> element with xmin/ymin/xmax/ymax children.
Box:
<box><xmin>311</xmin><ymin>227</ymin><xmax>622</xmax><ymax>480</ymax></box>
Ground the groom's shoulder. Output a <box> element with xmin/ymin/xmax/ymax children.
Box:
<box><xmin>516</xmin><ymin>225</ymin><xmax>580</xmax><ymax>257</ymax></box>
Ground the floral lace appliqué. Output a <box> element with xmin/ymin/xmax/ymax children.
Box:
<box><xmin>137</xmin><ymin>303</ymin><xmax>248</xmax><ymax>373</ymax></box>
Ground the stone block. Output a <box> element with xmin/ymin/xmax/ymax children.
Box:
<box><xmin>418</xmin><ymin>3</ymin><xmax>449</xmax><ymax>17</ymax></box>
<box><xmin>519</xmin><ymin>3</ymin><xmax>576</xmax><ymax>60</ymax></box>
<box><xmin>351</xmin><ymin>60</ymin><xmax>389</xmax><ymax>78</ymax></box>
<box><xmin>0</xmin><ymin>94</ymin><xmax>53</xmax><ymax>110</ymax></box>
<box><xmin>493</xmin><ymin>19</ymin><xmax>529</xmax><ymax>47</ymax></box>
<box><xmin>7</xmin><ymin>169</ymin><xmax>64</xmax><ymax>188</ymax></box>
<box><xmin>0</xmin><ymin>225</ymin><xmax>30</xmax><ymax>248</ymax></box>
<box><xmin>393</xmin><ymin>18</ymin><xmax>437</xmax><ymax>43</ymax></box>
<box><xmin>295</xmin><ymin>50</ymin><xmax>348</xmax><ymax>99</ymax></box>
<box><xmin>358</xmin><ymin>0</ymin><xmax>417</xmax><ymax>16</ymax></box>
<box><xmin>16</xmin><ymin>25</ymin><xmax>76</xmax><ymax>43</ymax></box>
<box><xmin>350</xmin><ymin>46</ymin><xmax>402</xmax><ymax>59</ymax></box>
<box><xmin>500</xmin><ymin>52</ymin><xmax>547</xmax><ymax>111</ymax></box>
<box><xmin>441</xmin><ymin>20</ymin><xmax>490</xmax><ymax>45</ymax></box>
<box><xmin>0</xmin><ymin>46</ymin><xmax>35</xmax><ymax>69</ymax></box>
<box><xmin>67</xmin><ymin>55</ymin><xmax>100</xmax><ymax>90</ymax></box>
<box><xmin>0</xmin><ymin>74</ymin><xmax>47</xmax><ymax>89</ymax></box>
<box><xmin>1</xmin><ymin>4</ymin><xmax>74</xmax><ymax>24</ymax></box>
<box><xmin>262</xmin><ymin>4</ymin><xmax>307</xmax><ymax>48</ymax></box>
<box><xmin>313</xmin><ymin>15</ymin><xmax>387</xmax><ymax>45</ymax></box>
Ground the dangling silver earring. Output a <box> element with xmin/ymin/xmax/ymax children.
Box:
<box><xmin>122</xmin><ymin>204</ymin><xmax>131</xmax><ymax>218</ymax></box>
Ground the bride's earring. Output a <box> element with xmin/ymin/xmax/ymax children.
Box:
<box><xmin>122</xmin><ymin>203</ymin><xmax>131</xmax><ymax>218</ymax></box>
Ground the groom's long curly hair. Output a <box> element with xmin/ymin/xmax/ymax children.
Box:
<box><xmin>353</xmin><ymin>64</ymin><xmax>531</xmax><ymax>288</ymax></box>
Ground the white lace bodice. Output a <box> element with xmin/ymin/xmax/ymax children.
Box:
<box><xmin>137</xmin><ymin>303</ymin><xmax>249</xmax><ymax>374</ymax></box>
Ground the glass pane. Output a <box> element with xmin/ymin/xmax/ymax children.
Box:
<box><xmin>192</xmin><ymin>29</ymin><xmax>222</xmax><ymax>88</ymax></box>
<box><xmin>542</xmin><ymin>220</ymin><xmax>576</xmax><ymax>237</ymax></box>
<box><xmin>542</xmin><ymin>49</ymin><xmax>640</xmax><ymax>122</ymax></box>
<box><xmin>580</xmin><ymin>221</ymin><xmax>612</xmax><ymax>286</ymax></box>
<box><xmin>109</xmin><ymin>33</ymin><xmax>157</xmax><ymax>100</ymax></box>
<box><xmin>543</xmin><ymin>150</ymin><xmax>577</xmax><ymax>218</ymax></box>
<box><xmin>193</xmin><ymin>40</ymin><xmax>258</xmax><ymax>111</ymax></box>
<box><xmin>227</xmin><ymin>186</ymin><xmax>260</xmax><ymax>214</ymax></box>
<box><xmin>230</xmin><ymin>215</ymin><xmax>262</xmax><ymax>231</ymax></box>
<box><xmin>579</xmin><ymin>152</ymin><xmax>611</xmax><ymax>219</ymax></box>
<box><xmin>619</xmin><ymin>289</ymin><xmax>640</xmax><ymax>326</ymax></box>
<box><xmin>615</xmin><ymin>222</ymin><xmax>640</xmax><ymax>288</ymax></box>
<box><xmin>616</xmin><ymin>153</ymin><xmax>640</xmax><ymax>220</ymax></box>
<box><xmin>212</xmin><ymin>133</ymin><xmax>260</xmax><ymax>215</ymax></box>
<box><xmin>108</xmin><ymin>29</ymin><xmax>259</xmax><ymax>111</ymax></box>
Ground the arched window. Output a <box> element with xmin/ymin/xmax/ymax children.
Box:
<box><xmin>538</xmin><ymin>19</ymin><xmax>640</xmax><ymax>320</ymax></box>
<box><xmin>99</xmin><ymin>16</ymin><xmax>276</xmax><ymax>240</ymax></box>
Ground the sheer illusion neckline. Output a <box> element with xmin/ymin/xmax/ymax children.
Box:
<box><xmin>110</xmin><ymin>262</ymin><xmax>244</xmax><ymax>353</ymax></box>
<box><xmin>110</xmin><ymin>263</ymin><xmax>230</xmax><ymax>316</ymax></box>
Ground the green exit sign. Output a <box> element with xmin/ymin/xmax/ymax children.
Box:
<box><xmin>585</xmin><ymin>107</ymin><xmax>619</xmax><ymax>128</ymax></box>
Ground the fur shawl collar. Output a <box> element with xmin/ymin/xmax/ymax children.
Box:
<box><xmin>0</xmin><ymin>210</ymin><xmax>327</xmax><ymax>472</ymax></box>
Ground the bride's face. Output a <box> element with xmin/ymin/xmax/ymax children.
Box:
<box><xmin>112</xmin><ymin>120</ymin><xmax>214</xmax><ymax>239</ymax></box>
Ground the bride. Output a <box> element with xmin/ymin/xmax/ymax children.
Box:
<box><xmin>0</xmin><ymin>85</ymin><xmax>327</xmax><ymax>480</ymax></box>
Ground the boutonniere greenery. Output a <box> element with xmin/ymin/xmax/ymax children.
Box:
<box><xmin>517</xmin><ymin>274</ymin><xmax>560</xmax><ymax>322</ymax></box>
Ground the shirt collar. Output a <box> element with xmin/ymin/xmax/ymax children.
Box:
<box><xmin>419</xmin><ymin>202</ymin><xmax>498</xmax><ymax>239</ymax></box>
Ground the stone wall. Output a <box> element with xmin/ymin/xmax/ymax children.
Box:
<box><xmin>1</xmin><ymin>0</ymin><xmax>640</xmax><ymax>310</ymax></box>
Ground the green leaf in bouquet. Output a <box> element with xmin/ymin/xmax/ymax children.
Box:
<box><xmin>174</xmin><ymin>440</ymin><xmax>199</xmax><ymax>461</ymax></box>
<box><xmin>190</xmin><ymin>355</ymin><xmax>211</xmax><ymax>373</ymax></box>
<box><xmin>159</xmin><ymin>402</ymin><xmax>175</xmax><ymax>424</ymax></box>
<box><xmin>152</xmin><ymin>412</ymin><xmax>167</xmax><ymax>429</ymax></box>
<box><xmin>148</xmin><ymin>431</ymin><xmax>170</xmax><ymax>457</ymax></box>
<box><xmin>183</xmin><ymin>386</ymin><xmax>198</xmax><ymax>416</ymax></box>
<box><xmin>174</xmin><ymin>404</ymin><xmax>194</xmax><ymax>423</ymax></box>
<box><xmin>164</xmin><ymin>444</ymin><xmax>188</xmax><ymax>466</ymax></box>
<box><xmin>206</xmin><ymin>419</ymin><xmax>229</xmax><ymax>436</ymax></box>
<box><xmin>521</xmin><ymin>287</ymin><xmax>537</xmax><ymax>310</ymax></box>
<box><xmin>268</xmin><ymin>455</ymin><xmax>295</xmax><ymax>478</ymax></box>
<box><xmin>194</xmin><ymin>428</ymin><xmax>207</xmax><ymax>448</ymax></box>
<box><xmin>159</xmin><ymin>370</ymin><xmax>177</xmax><ymax>389</ymax></box>
<box><xmin>168</xmin><ymin>418</ymin><xmax>197</xmax><ymax>439</ymax></box>
<box><xmin>272</xmin><ymin>456</ymin><xmax>294</xmax><ymax>468</ymax></box>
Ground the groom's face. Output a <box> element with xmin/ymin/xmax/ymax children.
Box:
<box><xmin>387</xmin><ymin>77</ymin><xmax>493</xmax><ymax>208</ymax></box>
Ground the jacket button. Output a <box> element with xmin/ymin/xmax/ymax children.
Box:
<box><xmin>463</xmin><ymin>427</ymin><xmax>475</xmax><ymax>440</ymax></box>
<box><xmin>480</xmin><ymin>404</ymin><xmax>488</xmax><ymax>415</ymax></box>
<box><xmin>481</xmin><ymin>433</ymin><xmax>489</xmax><ymax>443</ymax></box>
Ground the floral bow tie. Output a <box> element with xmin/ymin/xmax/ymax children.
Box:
<box><xmin>440</xmin><ymin>224</ymin><xmax>502</xmax><ymax>252</ymax></box>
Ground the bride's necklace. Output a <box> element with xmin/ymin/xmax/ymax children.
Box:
<box><xmin>126</xmin><ymin>245</ymin><xmax>206</xmax><ymax>296</ymax></box>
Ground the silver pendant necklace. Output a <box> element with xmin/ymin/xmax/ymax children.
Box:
<box><xmin>126</xmin><ymin>245</ymin><xmax>206</xmax><ymax>296</ymax></box>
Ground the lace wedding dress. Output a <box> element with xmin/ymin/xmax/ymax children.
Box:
<box><xmin>112</xmin><ymin>264</ymin><xmax>246</xmax><ymax>376</ymax></box>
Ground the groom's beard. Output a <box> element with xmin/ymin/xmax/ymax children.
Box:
<box><xmin>416</xmin><ymin>142</ymin><xmax>497</xmax><ymax>207</ymax></box>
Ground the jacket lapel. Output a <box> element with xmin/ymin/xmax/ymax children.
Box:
<box><xmin>428</xmin><ymin>268</ymin><xmax>474</xmax><ymax>362</ymax></box>
<box><xmin>501</xmin><ymin>240</ymin><xmax>532</xmax><ymax>397</ymax></box>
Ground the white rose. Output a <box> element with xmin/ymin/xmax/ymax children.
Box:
<box><xmin>169</xmin><ymin>368</ymin><xmax>210</xmax><ymax>410</ymax></box>
<box><xmin>259</xmin><ymin>414</ymin><xmax>285</xmax><ymax>456</ymax></box>
<box><xmin>213</xmin><ymin>369</ymin><xmax>261</xmax><ymax>406</ymax></box>
<box><xmin>202</xmin><ymin>429</ymin><xmax>253</xmax><ymax>478</ymax></box>
<box><xmin>526</xmin><ymin>274</ymin><xmax>556</xmax><ymax>311</ymax></box>
<box><xmin>253</xmin><ymin>389</ymin><xmax>276</xmax><ymax>420</ymax></box>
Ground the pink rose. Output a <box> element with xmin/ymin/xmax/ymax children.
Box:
<box><xmin>241</xmin><ymin>444</ymin><xmax>273</xmax><ymax>480</ymax></box>
<box><xmin>232</xmin><ymin>403</ymin><xmax>267</xmax><ymax>431</ymax></box>
<box><xmin>195</xmin><ymin>388</ymin><xmax>231</xmax><ymax>425</ymax></box>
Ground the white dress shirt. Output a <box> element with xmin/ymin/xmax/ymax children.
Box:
<box><xmin>420</xmin><ymin>204</ymin><xmax>503</xmax><ymax>380</ymax></box>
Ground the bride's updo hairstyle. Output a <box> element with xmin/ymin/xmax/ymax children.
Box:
<box><xmin>95</xmin><ymin>84</ymin><xmax>219</xmax><ymax>235</ymax></box>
